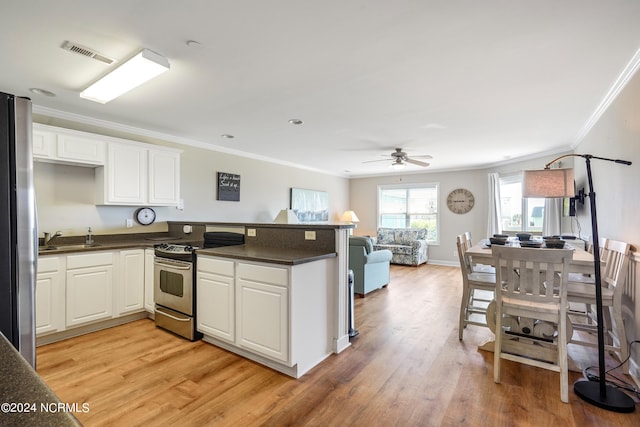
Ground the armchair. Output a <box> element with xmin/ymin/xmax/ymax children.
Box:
<box><xmin>349</xmin><ymin>236</ymin><xmax>393</xmax><ymax>296</ymax></box>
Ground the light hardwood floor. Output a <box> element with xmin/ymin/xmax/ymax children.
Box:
<box><xmin>37</xmin><ymin>264</ymin><xmax>640</xmax><ymax>426</ymax></box>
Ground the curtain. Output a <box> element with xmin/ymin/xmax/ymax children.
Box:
<box><xmin>487</xmin><ymin>173</ymin><xmax>502</xmax><ymax>236</ymax></box>
<box><xmin>542</xmin><ymin>197</ymin><xmax>563</xmax><ymax>236</ymax></box>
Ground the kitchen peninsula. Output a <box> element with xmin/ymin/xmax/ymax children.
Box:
<box><xmin>168</xmin><ymin>221</ymin><xmax>354</xmax><ymax>378</ymax></box>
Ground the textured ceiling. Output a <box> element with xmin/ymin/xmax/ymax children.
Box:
<box><xmin>2</xmin><ymin>1</ymin><xmax>640</xmax><ymax>176</ymax></box>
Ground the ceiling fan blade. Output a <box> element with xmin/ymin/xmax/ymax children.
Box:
<box><xmin>405</xmin><ymin>158</ymin><xmax>430</xmax><ymax>167</ymax></box>
<box><xmin>363</xmin><ymin>158</ymin><xmax>392</xmax><ymax>164</ymax></box>
<box><xmin>410</xmin><ymin>154</ymin><xmax>433</xmax><ymax>160</ymax></box>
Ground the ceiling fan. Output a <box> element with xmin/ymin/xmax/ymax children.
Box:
<box><xmin>364</xmin><ymin>148</ymin><xmax>432</xmax><ymax>169</ymax></box>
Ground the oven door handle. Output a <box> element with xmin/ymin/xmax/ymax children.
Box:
<box><xmin>154</xmin><ymin>259</ymin><xmax>192</xmax><ymax>270</ymax></box>
<box><xmin>156</xmin><ymin>308</ymin><xmax>191</xmax><ymax>322</ymax></box>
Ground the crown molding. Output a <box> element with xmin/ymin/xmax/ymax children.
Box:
<box><xmin>574</xmin><ymin>47</ymin><xmax>640</xmax><ymax>145</ymax></box>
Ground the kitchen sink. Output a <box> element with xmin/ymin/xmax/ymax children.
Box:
<box><xmin>39</xmin><ymin>243</ymin><xmax>102</xmax><ymax>252</ymax></box>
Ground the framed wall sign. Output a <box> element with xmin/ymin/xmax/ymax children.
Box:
<box><xmin>217</xmin><ymin>172</ymin><xmax>241</xmax><ymax>201</ymax></box>
<box><xmin>290</xmin><ymin>188</ymin><xmax>329</xmax><ymax>222</ymax></box>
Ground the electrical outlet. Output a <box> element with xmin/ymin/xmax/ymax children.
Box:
<box><xmin>247</xmin><ymin>228</ymin><xmax>256</xmax><ymax>237</ymax></box>
<box><xmin>126</xmin><ymin>219</ymin><xmax>133</xmax><ymax>228</ymax></box>
<box><xmin>305</xmin><ymin>231</ymin><xmax>316</xmax><ymax>240</ymax></box>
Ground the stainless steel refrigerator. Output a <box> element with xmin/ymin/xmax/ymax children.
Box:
<box><xmin>0</xmin><ymin>92</ymin><xmax>37</xmax><ymax>368</ymax></box>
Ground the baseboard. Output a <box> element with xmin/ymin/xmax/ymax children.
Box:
<box><xmin>36</xmin><ymin>311</ymin><xmax>150</xmax><ymax>346</ymax></box>
<box><xmin>426</xmin><ymin>259</ymin><xmax>459</xmax><ymax>267</ymax></box>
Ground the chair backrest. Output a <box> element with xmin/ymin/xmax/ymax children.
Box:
<box><xmin>586</xmin><ymin>237</ymin><xmax>608</xmax><ymax>258</ymax></box>
<box><xmin>601</xmin><ymin>239</ymin><xmax>631</xmax><ymax>290</ymax></box>
<box><xmin>456</xmin><ymin>233</ymin><xmax>474</xmax><ymax>276</ymax></box>
<box><xmin>349</xmin><ymin>236</ymin><xmax>374</xmax><ymax>255</ymax></box>
<box><xmin>492</xmin><ymin>246</ymin><xmax>573</xmax><ymax>304</ymax></box>
<box><xmin>464</xmin><ymin>231</ymin><xmax>473</xmax><ymax>246</ymax></box>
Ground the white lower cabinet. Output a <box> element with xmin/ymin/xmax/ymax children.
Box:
<box><xmin>35</xmin><ymin>256</ymin><xmax>65</xmax><ymax>335</ymax></box>
<box><xmin>66</xmin><ymin>252</ymin><xmax>114</xmax><ymax>328</ymax></box>
<box><xmin>37</xmin><ymin>248</ymin><xmax>152</xmax><ymax>341</ymax></box>
<box><xmin>197</xmin><ymin>257</ymin><xmax>235</xmax><ymax>343</ymax></box>
<box><xmin>236</xmin><ymin>263</ymin><xmax>289</xmax><ymax>363</ymax></box>
<box><xmin>118</xmin><ymin>249</ymin><xmax>145</xmax><ymax>315</ymax></box>
<box><xmin>197</xmin><ymin>255</ymin><xmax>332</xmax><ymax>378</ymax></box>
<box><xmin>144</xmin><ymin>249</ymin><xmax>155</xmax><ymax>313</ymax></box>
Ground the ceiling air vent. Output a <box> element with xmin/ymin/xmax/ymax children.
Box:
<box><xmin>61</xmin><ymin>41</ymin><xmax>116</xmax><ymax>65</ymax></box>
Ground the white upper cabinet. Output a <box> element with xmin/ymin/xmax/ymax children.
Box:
<box><xmin>96</xmin><ymin>142</ymin><xmax>181</xmax><ymax>206</ymax></box>
<box><xmin>33</xmin><ymin>123</ymin><xmax>181</xmax><ymax>206</ymax></box>
<box><xmin>33</xmin><ymin>124</ymin><xmax>105</xmax><ymax>166</ymax></box>
<box><xmin>96</xmin><ymin>143</ymin><xmax>148</xmax><ymax>205</ymax></box>
<box><xmin>148</xmin><ymin>149</ymin><xmax>181</xmax><ymax>206</ymax></box>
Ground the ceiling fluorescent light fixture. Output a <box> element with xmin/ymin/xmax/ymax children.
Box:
<box><xmin>80</xmin><ymin>49</ymin><xmax>169</xmax><ymax>104</ymax></box>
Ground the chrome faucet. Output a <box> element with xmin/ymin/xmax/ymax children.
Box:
<box><xmin>43</xmin><ymin>231</ymin><xmax>62</xmax><ymax>247</ymax></box>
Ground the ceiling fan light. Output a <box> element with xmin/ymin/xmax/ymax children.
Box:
<box><xmin>80</xmin><ymin>48</ymin><xmax>170</xmax><ymax>104</ymax></box>
<box><xmin>390</xmin><ymin>161</ymin><xmax>405</xmax><ymax>170</ymax></box>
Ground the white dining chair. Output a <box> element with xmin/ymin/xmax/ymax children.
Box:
<box><xmin>456</xmin><ymin>233</ymin><xmax>496</xmax><ymax>340</ymax></box>
<box><xmin>492</xmin><ymin>245</ymin><xmax>573</xmax><ymax>403</ymax></box>
<box><xmin>567</xmin><ymin>238</ymin><xmax>631</xmax><ymax>373</ymax></box>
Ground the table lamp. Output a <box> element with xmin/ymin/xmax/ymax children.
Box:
<box><xmin>523</xmin><ymin>154</ymin><xmax>634</xmax><ymax>413</ymax></box>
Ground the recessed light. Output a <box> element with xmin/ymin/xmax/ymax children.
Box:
<box><xmin>288</xmin><ymin>119</ymin><xmax>303</xmax><ymax>125</ymax></box>
<box><xmin>29</xmin><ymin>88</ymin><xmax>56</xmax><ymax>97</ymax></box>
<box><xmin>221</xmin><ymin>134</ymin><xmax>235</xmax><ymax>139</ymax></box>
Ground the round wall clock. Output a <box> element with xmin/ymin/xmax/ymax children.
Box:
<box><xmin>447</xmin><ymin>188</ymin><xmax>475</xmax><ymax>214</ymax></box>
<box><xmin>135</xmin><ymin>207</ymin><xmax>156</xmax><ymax>225</ymax></box>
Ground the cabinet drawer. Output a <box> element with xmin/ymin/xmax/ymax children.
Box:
<box><xmin>67</xmin><ymin>252</ymin><xmax>113</xmax><ymax>269</ymax></box>
<box><xmin>198</xmin><ymin>257</ymin><xmax>234</xmax><ymax>276</ymax></box>
<box><xmin>237</xmin><ymin>263</ymin><xmax>288</xmax><ymax>286</ymax></box>
<box><xmin>38</xmin><ymin>256</ymin><xmax>61</xmax><ymax>273</ymax></box>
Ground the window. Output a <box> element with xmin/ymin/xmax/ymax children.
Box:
<box><xmin>378</xmin><ymin>183</ymin><xmax>439</xmax><ymax>242</ymax></box>
<box><xmin>499</xmin><ymin>174</ymin><xmax>545</xmax><ymax>233</ymax></box>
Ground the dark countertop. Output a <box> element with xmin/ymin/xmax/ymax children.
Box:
<box><xmin>169</xmin><ymin>220</ymin><xmax>355</xmax><ymax>230</ymax></box>
<box><xmin>38</xmin><ymin>233</ymin><xmax>201</xmax><ymax>256</ymax></box>
<box><xmin>0</xmin><ymin>334</ymin><xmax>81</xmax><ymax>426</ymax></box>
<box><xmin>197</xmin><ymin>245</ymin><xmax>337</xmax><ymax>265</ymax></box>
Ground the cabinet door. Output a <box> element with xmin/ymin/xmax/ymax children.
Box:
<box><xmin>57</xmin><ymin>133</ymin><xmax>105</xmax><ymax>165</ymax></box>
<box><xmin>236</xmin><ymin>278</ymin><xmax>289</xmax><ymax>363</ymax></box>
<box><xmin>144</xmin><ymin>249</ymin><xmax>155</xmax><ymax>312</ymax></box>
<box><xmin>101</xmin><ymin>143</ymin><xmax>147</xmax><ymax>204</ymax></box>
<box><xmin>148</xmin><ymin>149</ymin><xmax>180</xmax><ymax>205</ymax></box>
<box><xmin>66</xmin><ymin>265</ymin><xmax>113</xmax><ymax>327</ymax></box>
<box><xmin>118</xmin><ymin>249</ymin><xmax>145</xmax><ymax>315</ymax></box>
<box><xmin>197</xmin><ymin>271</ymin><xmax>235</xmax><ymax>342</ymax></box>
<box><xmin>35</xmin><ymin>257</ymin><xmax>65</xmax><ymax>335</ymax></box>
<box><xmin>32</xmin><ymin>128</ymin><xmax>56</xmax><ymax>159</ymax></box>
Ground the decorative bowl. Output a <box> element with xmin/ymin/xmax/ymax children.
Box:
<box><xmin>520</xmin><ymin>241</ymin><xmax>542</xmax><ymax>248</ymax></box>
<box><xmin>490</xmin><ymin>237</ymin><xmax>508</xmax><ymax>245</ymax></box>
<box><xmin>516</xmin><ymin>233</ymin><xmax>532</xmax><ymax>241</ymax></box>
<box><xmin>545</xmin><ymin>239</ymin><xmax>565</xmax><ymax>249</ymax></box>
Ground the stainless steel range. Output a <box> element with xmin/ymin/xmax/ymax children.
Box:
<box><xmin>153</xmin><ymin>243</ymin><xmax>201</xmax><ymax>340</ymax></box>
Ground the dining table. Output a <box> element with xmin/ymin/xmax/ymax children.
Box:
<box><xmin>464</xmin><ymin>238</ymin><xmax>599</xmax><ymax>367</ymax></box>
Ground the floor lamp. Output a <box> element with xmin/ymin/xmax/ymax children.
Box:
<box><xmin>523</xmin><ymin>154</ymin><xmax>635</xmax><ymax>413</ymax></box>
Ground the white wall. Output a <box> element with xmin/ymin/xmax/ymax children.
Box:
<box><xmin>573</xmin><ymin>67</ymin><xmax>640</xmax><ymax>372</ymax></box>
<box><xmin>33</xmin><ymin>116</ymin><xmax>350</xmax><ymax>236</ymax></box>
<box><xmin>349</xmin><ymin>152</ymin><xmax>573</xmax><ymax>265</ymax></box>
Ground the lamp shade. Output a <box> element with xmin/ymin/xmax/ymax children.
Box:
<box><xmin>273</xmin><ymin>208</ymin><xmax>300</xmax><ymax>224</ymax></box>
<box><xmin>340</xmin><ymin>210</ymin><xmax>360</xmax><ymax>223</ymax></box>
<box><xmin>522</xmin><ymin>168</ymin><xmax>575</xmax><ymax>198</ymax></box>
